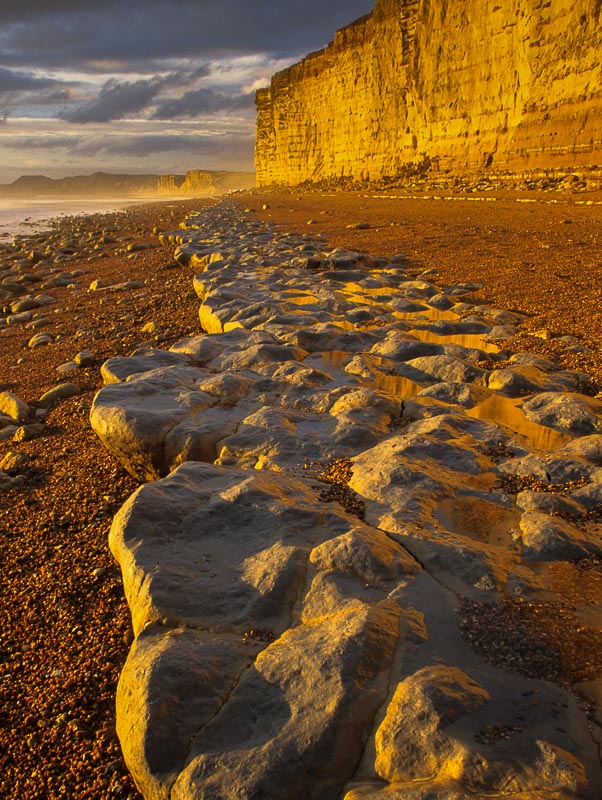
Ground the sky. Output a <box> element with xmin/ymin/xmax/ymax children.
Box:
<box><xmin>0</xmin><ymin>0</ymin><xmax>375</xmax><ymax>183</ymax></box>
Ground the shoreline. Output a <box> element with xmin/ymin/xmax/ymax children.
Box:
<box><xmin>1</xmin><ymin>190</ymin><xmax>601</xmax><ymax>798</ymax></box>
<box><xmin>0</xmin><ymin>195</ymin><xmax>214</xmax><ymax>239</ymax></box>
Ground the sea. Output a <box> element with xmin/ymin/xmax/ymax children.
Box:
<box><xmin>0</xmin><ymin>197</ymin><xmax>151</xmax><ymax>239</ymax></box>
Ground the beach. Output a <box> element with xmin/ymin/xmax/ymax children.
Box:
<box><xmin>1</xmin><ymin>187</ymin><xmax>601</xmax><ymax>799</ymax></box>
<box><xmin>0</xmin><ymin>199</ymin><xmax>207</xmax><ymax>799</ymax></box>
<box><xmin>252</xmin><ymin>188</ymin><xmax>602</xmax><ymax>386</ymax></box>
<box><xmin>0</xmin><ymin>198</ymin><xmax>163</xmax><ymax>240</ymax></box>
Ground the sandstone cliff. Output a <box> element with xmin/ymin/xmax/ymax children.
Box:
<box><xmin>255</xmin><ymin>0</ymin><xmax>602</xmax><ymax>185</ymax></box>
<box><xmin>156</xmin><ymin>170</ymin><xmax>255</xmax><ymax>196</ymax></box>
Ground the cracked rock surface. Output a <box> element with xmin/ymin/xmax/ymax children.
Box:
<box><xmin>93</xmin><ymin>203</ymin><xmax>602</xmax><ymax>799</ymax></box>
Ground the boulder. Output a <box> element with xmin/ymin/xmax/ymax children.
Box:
<box><xmin>111</xmin><ymin>462</ymin><xmax>401</xmax><ymax>799</ymax></box>
<box><xmin>374</xmin><ymin>666</ymin><xmax>490</xmax><ymax>783</ymax></box>
<box><xmin>522</xmin><ymin>393</ymin><xmax>602</xmax><ymax>436</ymax></box>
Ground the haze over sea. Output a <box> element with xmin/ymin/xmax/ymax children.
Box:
<box><xmin>0</xmin><ymin>197</ymin><xmax>153</xmax><ymax>238</ymax></box>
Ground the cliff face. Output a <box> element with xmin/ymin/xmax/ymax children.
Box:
<box><xmin>156</xmin><ymin>170</ymin><xmax>256</xmax><ymax>196</ymax></box>
<box><xmin>255</xmin><ymin>0</ymin><xmax>602</xmax><ymax>185</ymax></box>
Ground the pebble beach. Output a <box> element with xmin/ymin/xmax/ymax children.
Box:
<box><xmin>1</xmin><ymin>187</ymin><xmax>602</xmax><ymax>799</ymax></box>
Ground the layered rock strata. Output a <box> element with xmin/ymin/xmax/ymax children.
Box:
<box><xmin>156</xmin><ymin>170</ymin><xmax>255</xmax><ymax>197</ymax></box>
<box><xmin>255</xmin><ymin>0</ymin><xmax>602</xmax><ymax>186</ymax></box>
<box><xmin>91</xmin><ymin>202</ymin><xmax>602</xmax><ymax>799</ymax></box>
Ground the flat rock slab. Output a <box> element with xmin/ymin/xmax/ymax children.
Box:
<box><xmin>96</xmin><ymin>202</ymin><xmax>602</xmax><ymax>799</ymax></box>
<box><xmin>112</xmin><ymin>463</ymin><xmax>404</xmax><ymax>799</ymax></box>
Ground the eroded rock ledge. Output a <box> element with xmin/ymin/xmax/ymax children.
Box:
<box><xmin>92</xmin><ymin>202</ymin><xmax>602</xmax><ymax>799</ymax></box>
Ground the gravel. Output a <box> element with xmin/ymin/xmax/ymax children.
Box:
<box><xmin>0</xmin><ymin>199</ymin><xmax>208</xmax><ymax>800</ymax></box>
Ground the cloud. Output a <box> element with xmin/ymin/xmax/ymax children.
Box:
<box><xmin>161</xmin><ymin>64</ymin><xmax>212</xmax><ymax>87</ymax></box>
<box><xmin>0</xmin><ymin>1</ymin><xmax>375</xmax><ymax>69</ymax></box>
<box><xmin>78</xmin><ymin>132</ymin><xmax>254</xmax><ymax>158</ymax></box>
<box><xmin>152</xmin><ymin>88</ymin><xmax>255</xmax><ymax>119</ymax></box>
<box><xmin>0</xmin><ymin>1</ymin><xmax>374</xmax><ymax>178</ymax></box>
<box><xmin>60</xmin><ymin>64</ymin><xmax>215</xmax><ymax>122</ymax></box>
<box><xmin>2</xmin><ymin>129</ymin><xmax>255</xmax><ymax>159</ymax></box>
<box><xmin>4</xmin><ymin>134</ymin><xmax>79</xmax><ymax>149</ymax></box>
<box><xmin>61</xmin><ymin>77</ymin><xmax>163</xmax><ymax>122</ymax></box>
<box><xmin>0</xmin><ymin>67</ymin><xmax>60</xmax><ymax>92</ymax></box>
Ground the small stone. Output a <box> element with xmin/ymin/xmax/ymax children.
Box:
<box><xmin>34</xmin><ymin>294</ymin><xmax>57</xmax><ymax>306</ymax></box>
<box><xmin>13</xmin><ymin>423</ymin><xmax>44</xmax><ymax>442</ymax></box>
<box><xmin>10</xmin><ymin>298</ymin><xmax>39</xmax><ymax>313</ymax></box>
<box><xmin>141</xmin><ymin>322</ymin><xmax>157</xmax><ymax>335</ymax></box>
<box><xmin>127</xmin><ymin>242</ymin><xmax>150</xmax><ymax>252</ymax></box>
<box><xmin>56</xmin><ymin>361</ymin><xmax>78</xmax><ymax>374</ymax></box>
<box><xmin>28</xmin><ymin>332</ymin><xmax>53</xmax><ymax>348</ymax></box>
<box><xmin>0</xmin><ymin>471</ymin><xmax>24</xmax><ymax>488</ymax></box>
<box><xmin>25</xmin><ymin>317</ymin><xmax>52</xmax><ymax>330</ymax></box>
<box><xmin>38</xmin><ymin>383</ymin><xmax>81</xmax><ymax>408</ymax></box>
<box><xmin>89</xmin><ymin>279</ymin><xmax>105</xmax><ymax>291</ymax></box>
<box><xmin>74</xmin><ymin>350</ymin><xmax>94</xmax><ymax>367</ymax></box>
<box><xmin>116</xmin><ymin>280</ymin><xmax>144</xmax><ymax>290</ymax></box>
<box><xmin>92</xmin><ymin>567</ymin><xmax>107</xmax><ymax>578</ymax></box>
<box><xmin>7</xmin><ymin>311</ymin><xmax>32</xmax><ymax>325</ymax></box>
<box><xmin>0</xmin><ymin>391</ymin><xmax>30</xmax><ymax>421</ymax></box>
<box><xmin>0</xmin><ymin>450</ymin><xmax>30</xmax><ymax>471</ymax></box>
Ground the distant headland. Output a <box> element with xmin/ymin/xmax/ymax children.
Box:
<box><xmin>0</xmin><ymin>169</ymin><xmax>255</xmax><ymax>198</ymax></box>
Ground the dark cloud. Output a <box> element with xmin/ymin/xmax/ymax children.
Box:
<box><xmin>61</xmin><ymin>78</ymin><xmax>163</xmax><ymax>123</ymax></box>
<box><xmin>152</xmin><ymin>88</ymin><xmax>255</xmax><ymax>120</ymax></box>
<box><xmin>0</xmin><ymin>1</ymin><xmax>90</xmax><ymax>23</ymax></box>
<box><xmin>60</xmin><ymin>65</ymin><xmax>214</xmax><ymax>123</ymax></box>
<box><xmin>0</xmin><ymin>1</ymin><xmax>375</xmax><ymax>69</ymax></box>
<box><xmin>0</xmin><ymin>67</ymin><xmax>60</xmax><ymax>92</ymax></box>
<box><xmin>161</xmin><ymin>64</ymin><xmax>212</xmax><ymax>87</ymax></box>
<box><xmin>42</xmin><ymin>89</ymin><xmax>73</xmax><ymax>104</ymax></box>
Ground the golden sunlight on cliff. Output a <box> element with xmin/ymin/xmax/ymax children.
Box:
<box><xmin>255</xmin><ymin>0</ymin><xmax>602</xmax><ymax>185</ymax></box>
